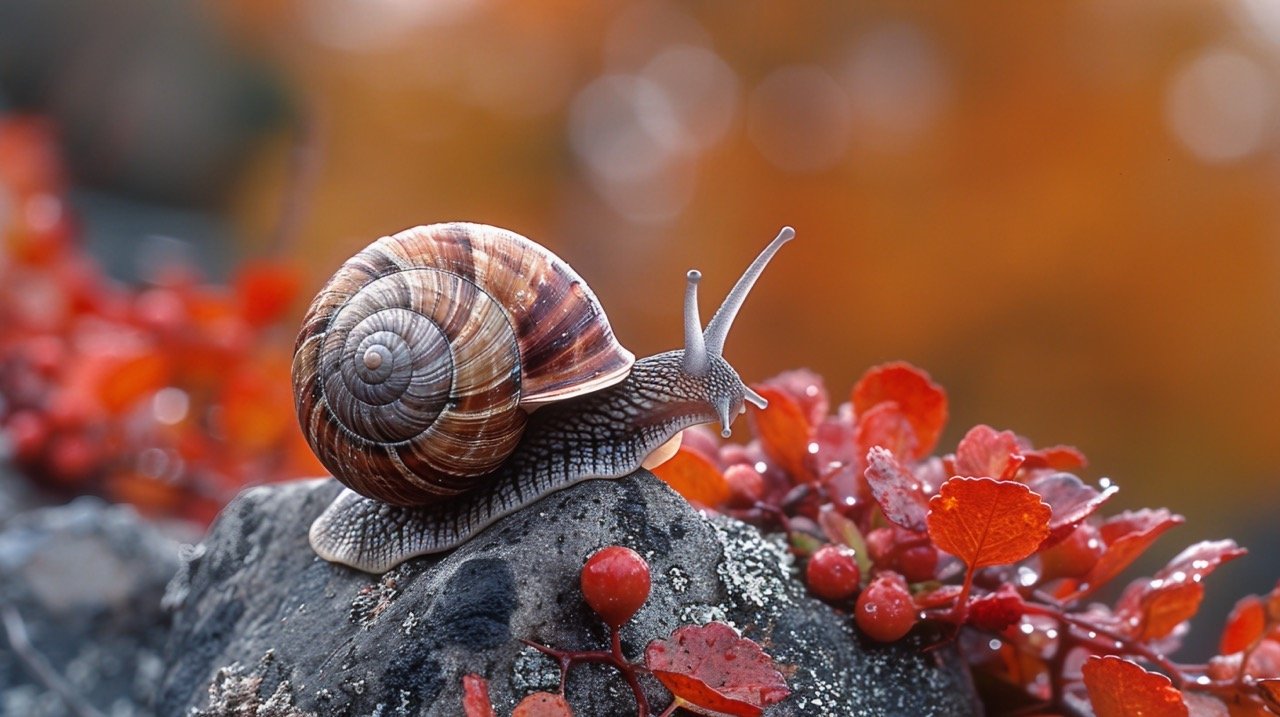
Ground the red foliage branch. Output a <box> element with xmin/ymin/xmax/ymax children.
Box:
<box><xmin>652</xmin><ymin>361</ymin><xmax>1280</xmax><ymax>716</ymax></box>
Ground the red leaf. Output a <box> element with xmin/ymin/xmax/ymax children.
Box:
<box><xmin>914</xmin><ymin>584</ymin><xmax>963</xmax><ymax>610</ymax></box>
<box><xmin>1258</xmin><ymin>679</ymin><xmax>1280</xmax><ymax>714</ymax></box>
<box><xmin>864</xmin><ymin>446</ymin><xmax>929</xmax><ymax>533</ymax></box>
<box><xmin>1131</xmin><ymin>581</ymin><xmax>1205</xmax><ymax>642</ymax></box>
<box><xmin>1077</xmin><ymin>509</ymin><xmax>1184</xmax><ymax>596</ymax></box>
<box><xmin>1179</xmin><ymin>692</ymin><xmax>1230</xmax><ymax>717</ymax></box>
<box><xmin>853</xmin><ymin>402</ymin><xmax>919</xmax><ymax>461</ymax></box>
<box><xmin>512</xmin><ymin>692</ymin><xmax>574</xmax><ymax>717</ymax></box>
<box><xmin>748</xmin><ymin>385</ymin><xmax>814</xmax><ymax>482</ymax></box>
<box><xmin>1221</xmin><ymin>596</ymin><xmax>1267</xmax><ymax>655</ymax></box>
<box><xmin>652</xmin><ymin>447</ymin><xmax>731</xmax><ymax>507</ymax></box>
<box><xmin>98</xmin><ymin>351</ymin><xmax>172</xmax><ymax>414</ymax></box>
<box><xmin>1081</xmin><ymin>656</ymin><xmax>1188</xmax><ymax>717</ymax></box>
<box><xmin>1027</xmin><ymin>472</ymin><xmax>1118</xmax><ymax>549</ymax></box>
<box><xmin>461</xmin><ymin>674</ymin><xmax>495</xmax><ymax>717</ymax></box>
<box><xmin>926</xmin><ymin>477</ymin><xmax>1051</xmax><ymax>570</ymax></box>
<box><xmin>645</xmin><ymin>622</ymin><xmax>790</xmax><ymax>717</ymax></box>
<box><xmin>1111</xmin><ymin>540</ymin><xmax>1244</xmax><ymax>643</ymax></box>
<box><xmin>1155</xmin><ymin>540</ymin><xmax>1246</xmax><ymax>585</ymax></box>
<box><xmin>759</xmin><ymin>369</ymin><xmax>829</xmax><ymax>426</ymax></box>
<box><xmin>953</xmin><ymin>425</ymin><xmax>1024</xmax><ymax>481</ymax></box>
<box><xmin>234</xmin><ymin>260</ymin><xmax>301</xmax><ymax>328</ymax></box>
<box><xmin>968</xmin><ymin>585</ymin><xmax>1026</xmax><ymax>633</ymax></box>
<box><xmin>1021</xmin><ymin>444</ymin><xmax>1088</xmax><ymax>471</ymax></box>
<box><xmin>852</xmin><ymin>362</ymin><xmax>948</xmax><ymax>458</ymax></box>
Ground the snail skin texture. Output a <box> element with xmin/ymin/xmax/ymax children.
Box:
<box><xmin>295</xmin><ymin>222</ymin><xmax>792</xmax><ymax>573</ymax></box>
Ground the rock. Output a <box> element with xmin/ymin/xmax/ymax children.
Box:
<box><xmin>0</xmin><ymin>497</ymin><xmax>183</xmax><ymax>717</ymax></box>
<box><xmin>159</xmin><ymin>474</ymin><xmax>981</xmax><ymax>717</ymax></box>
<box><xmin>0</xmin><ymin>463</ymin><xmax>39</xmax><ymax>526</ymax></box>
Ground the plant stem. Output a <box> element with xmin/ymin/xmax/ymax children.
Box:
<box><xmin>522</xmin><ymin>629</ymin><xmax>652</xmax><ymax>717</ymax></box>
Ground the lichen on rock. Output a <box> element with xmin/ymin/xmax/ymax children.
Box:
<box><xmin>158</xmin><ymin>472</ymin><xmax>981</xmax><ymax>716</ymax></box>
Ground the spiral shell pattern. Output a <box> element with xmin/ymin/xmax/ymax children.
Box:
<box><xmin>293</xmin><ymin>223</ymin><xmax>635</xmax><ymax>506</ymax></box>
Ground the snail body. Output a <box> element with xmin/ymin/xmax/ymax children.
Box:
<box><xmin>295</xmin><ymin>222</ymin><xmax>791</xmax><ymax>573</ymax></box>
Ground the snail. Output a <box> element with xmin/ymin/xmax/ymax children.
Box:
<box><xmin>294</xmin><ymin>222</ymin><xmax>791</xmax><ymax>573</ymax></box>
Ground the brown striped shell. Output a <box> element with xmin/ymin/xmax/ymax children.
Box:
<box><xmin>292</xmin><ymin>223</ymin><xmax>635</xmax><ymax>506</ymax></box>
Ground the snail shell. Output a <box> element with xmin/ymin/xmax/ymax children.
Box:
<box><xmin>292</xmin><ymin>222</ymin><xmax>635</xmax><ymax>506</ymax></box>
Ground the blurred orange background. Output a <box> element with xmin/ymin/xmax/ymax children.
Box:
<box><xmin>3</xmin><ymin>0</ymin><xmax>1278</xmax><ymax>652</ymax></box>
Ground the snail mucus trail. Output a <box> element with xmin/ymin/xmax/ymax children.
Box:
<box><xmin>298</xmin><ymin>223</ymin><xmax>793</xmax><ymax>573</ymax></box>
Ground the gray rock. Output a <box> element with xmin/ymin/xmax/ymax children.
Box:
<box><xmin>0</xmin><ymin>497</ymin><xmax>182</xmax><ymax>717</ymax></box>
<box><xmin>159</xmin><ymin>474</ymin><xmax>981</xmax><ymax>717</ymax></box>
<box><xmin>0</xmin><ymin>462</ymin><xmax>39</xmax><ymax>526</ymax></box>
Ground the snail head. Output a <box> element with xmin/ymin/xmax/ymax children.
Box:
<box><xmin>680</xmin><ymin>226</ymin><xmax>793</xmax><ymax>437</ymax></box>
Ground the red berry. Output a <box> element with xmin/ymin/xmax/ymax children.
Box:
<box><xmin>581</xmin><ymin>546</ymin><xmax>651</xmax><ymax>629</ymax></box>
<box><xmin>897</xmin><ymin>544</ymin><xmax>938</xmax><ymax>583</ymax></box>
<box><xmin>865</xmin><ymin>527</ymin><xmax>896</xmax><ymax>568</ymax></box>
<box><xmin>46</xmin><ymin>433</ymin><xmax>100</xmax><ymax>485</ymax></box>
<box><xmin>1038</xmin><ymin>523</ymin><xmax>1103</xmax><ymax>580</ymax></box>
<box><xmin>806</xmin><ymin>544</ymin><xmax>862</xmax><ymax>602</ymax></box>
<box><xmin>855</xmin><ymin>572</ymin><xmax>917</xmax><ymax>642</ymax></box>
<box><xmin>5</xmin><ymin>410</ymin><xmax>48</xmax><ymax>461</ymax></box>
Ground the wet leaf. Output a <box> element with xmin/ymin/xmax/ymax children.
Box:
<box><xmin>748</xmin><ymin>384</ymin><xmax>814</xmax><ymax>482</ymax></box>
<box><xmin>1128</xmin><ymin>580</ymin><xmax>1205</xmax><ymax>642</ymax></box>
<box><xmin>968</xmin><ymin>584</ymin><xmax>1026</xmax><ymax>632</ymax></box>
<box><xmin>854</xmin><ymin>401</ymin><xmax>919</xmax><ymax>461</ymax></box>
<box><xmin>864</xmin><ymin>446</ymin><xmax>929</xmax><ymax>532</ymax></box>
<box><xmin>645</xmin><ymin>622</ymin><xmax>790</xmax><ymax>717</ymax></box>
<box><xmin>1179</xmin><ymin>692</ymin><xmax>1229</xmax><ymax>717</ymax></box>
<box><xmin>1021</xmin><ymin>444</ymin><xmax>1088</xmax><ymax>471</ymax></box>
<box><xmin>1081</xmin><ymin>656</ymin><xmax>1188</xmax><ymax>717</ymax></box>
<box><xmin>852</xmin><ymin>362</ymin><xmax>948</xmax><ymax>458</ymax></box>
<box><xmin>1157</xmin><ymin>540</ymin><xmax>1246</xmax><ymax>585</ymax></box>
<box><xmin>512</xmin><ymin>691</ymin><xmax>573</xmax><ymax>717</ymax></box>
<box><xmin>461</xmin><ymin>674</ymin><xmax>495</xmax><ymax>717</ymax></box>
<box><xmin>1258</xmin><ymin>679</ymin><xmax>1280</xmax><ymax>714</ymax></box>
<box><xmin>1027</xmin><ymin>472</ymin><xmax>1118</xmax><ymax>549</ymax></box>
<box><xmin>953</xmin><ymin>424</ymin><xmax>1024</xmax><ymax>481</ymax></box>
<box><xmin>1076</xmin><ymin>509</ymin><xmax>1184</xmax><ymax>597</ymax></box>
<box><xmin>926</xmin><ymin>477</ymin><xmax>1051</xmax><ymax>569</ymax></box>
<box><xmin>1123</xmin><ymin>540</ymin><xmax>1247</xmax><ymax>640</ymax></box>
<box><xmin>652</xmin><ymin>446</ymin><xmax>731</xmax><ymax>507</ymax></box>
<box><xmin>760</xmin><ymin>369</ymin><xmax>829</xmax><ymax>426</ymax></box>
<box><xmin>1221</xmin><ymin>596</ymin><xmax>1267</xmax><ymax>655</ymax></box>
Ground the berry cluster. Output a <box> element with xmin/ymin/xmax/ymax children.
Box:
<box><xmin>463</xmin><ymin>545</ymin><xmax>789</xmax><ymax>717</ymax></box>
<box><xmin>653</xmin><ymin>362</ymin><xmax>1280</xmax><ymax>716</ymax></box>
<box><xmin>0</xmin><ymin>115</ymin><xmax>321</xmax><ymax>522</ymax></box>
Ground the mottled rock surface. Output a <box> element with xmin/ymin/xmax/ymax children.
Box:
<box><xmin>159</xmin><ymin>474</ymin><xmax>981</xmax><ymax>716</ymax></box>
<box><xmin>0</xmin><ymin>497</ymin><xmax>182</xmax><ymax>717</ymax></box>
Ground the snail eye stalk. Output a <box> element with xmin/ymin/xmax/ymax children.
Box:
<box><xmin>702</xmin><ymin>226</ymin><xmax>794</xmax><ymax>358</ymax></box>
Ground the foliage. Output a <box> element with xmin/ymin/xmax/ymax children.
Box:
<box><xmin>463</xmin><ymin>546</ymin><xmax>789</xmax><ymax>717</ymax></box>
<box><xmin>0</xmin><ymin>116</ymin><xmax>321</xmax><ymax>522</ymax></box>
<box><xmin>652</xmin><ymin>362</ymin><xmax>1280</xmax><ymax>716</ymax></box>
